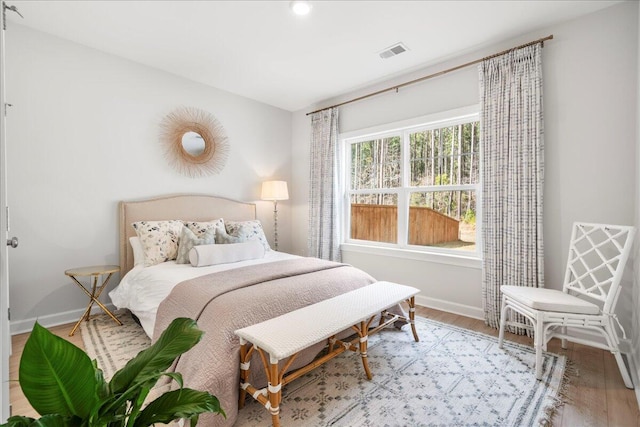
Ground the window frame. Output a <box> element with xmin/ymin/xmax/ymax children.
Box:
<box><xmin>340</xmin><ymin>105</ymin><xmax>482</xmax><ymax>261</ymax></box>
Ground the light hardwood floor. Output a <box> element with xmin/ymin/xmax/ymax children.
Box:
<box><xmin>9</xmin><ymin>306</ymin><xmax>640</xmax><ymax>426</ymax></box>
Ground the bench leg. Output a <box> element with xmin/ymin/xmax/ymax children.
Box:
<box><xmin>328</xmin><ymin>335</ymin><xmax>336</xmax><ymax>353</ymax></box>
<box><xmin>238</xmin><ymin>342</ymin><xmax>250</xmax><ymax>409</ymax></box>
<box><xmin>357</xmin><ymin>320</ymin><xmax>373</xmax><ymax>380</ymax></box>
<box><xmin>268</xmin><ymin>360</ymin><xmax>282</xmax><ymax>427</ymax></box>
<box><xmin>378</xmin><ymin>311</ymin><xmax>386</xmax><ymax>327</ymax></box>
<box><xmin>408</xmin><ymin>296</ymin><xmax>419</xmax><ymax>342</ymax></box>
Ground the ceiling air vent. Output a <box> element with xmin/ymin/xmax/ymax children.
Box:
<box><xmin>378</xmin><ymin>42</ymin><xmax>409</xmax><ymax>59</ymax></box>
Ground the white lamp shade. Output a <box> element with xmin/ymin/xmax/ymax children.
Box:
<box><xmin>261</xmin><ymin>181</ymin><xmax>289</xmax><ymax>201</ymax></box>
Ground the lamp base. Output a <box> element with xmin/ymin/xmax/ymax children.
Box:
<box><xmin>273</xmin><ymin>200</ymin><xmax>279</xmax><ymax>251</ymax></box>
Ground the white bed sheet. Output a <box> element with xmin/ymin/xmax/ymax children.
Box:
<box><xmin>109</xmin><ymin>251</ymin><xmax>299</xmax><ymax>337</ymax></box>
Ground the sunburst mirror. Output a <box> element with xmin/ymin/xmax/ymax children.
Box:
<box><xmin>160</xmin><ymin>106</ymin><xmax>230</xmax><ymax>178</ymax></box>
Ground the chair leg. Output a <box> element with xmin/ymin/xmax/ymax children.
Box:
<box><xmin>603</xmin><ymin>322</ymin><xmax>634</xmax><ymax>389</ymax></box>
<box><xmin>561</xmin><ymin>326</ymin><xmax>567</xmax><ymax>349</ymax></box>
<box><xmin>534</xmin><ymin>315</ymin><xmax>544</xmax><ymax>380</ymax></box>
<box><xmin>612</xmin><ymin>350</ymin><xmax>634</xmax><ymax>389</ymax></box>
<box><xmin>498</xmin><ymin>297</ymin><xmax>508</xmax><ymax>349</ymax></box>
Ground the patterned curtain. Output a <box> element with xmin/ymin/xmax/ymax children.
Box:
<box><xmin>308</xmin><ymin>107</ymin><xmax>341</xmax><ymax>261</ymax></box>
<box><xmin>480</xmin><ymin>44</ymin><xmax>544</xmax><ymax>330</ymax></box>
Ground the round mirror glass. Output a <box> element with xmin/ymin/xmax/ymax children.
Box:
<box><xmin>181</xmin><ymin>131</ymin><xmax>206</xmax><ymax>157</ymax></box>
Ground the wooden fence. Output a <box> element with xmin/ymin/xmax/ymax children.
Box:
<box><xmin>350</xmin><ymin>204</ymin><xmax>460</xmax><ymax>245</ymax></box>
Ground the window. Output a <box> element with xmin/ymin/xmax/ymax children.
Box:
<box><xmin>343</xmin><ymin>107</ymin><xmax>480</xmax><ymax>256</ymax></box>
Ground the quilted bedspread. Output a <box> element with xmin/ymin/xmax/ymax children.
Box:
<box><xmin>153</xmin><ymin>257</ymin><xmax>377</xmax><ymax>427</ymax></box>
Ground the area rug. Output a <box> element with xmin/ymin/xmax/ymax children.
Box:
<box><xmin>80</xmin><ymin>312</ymin><xmax>565</xmax><ymax>426</ymax></box>
<box><xmin>80</xmin><ymin>309</ymin><xmax>151</xmax><ymax>379</ymax></box>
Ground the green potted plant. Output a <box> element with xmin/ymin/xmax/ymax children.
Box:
<box><xmin>2</xmin><ymin>317</ymin><xmax>225</xmax><ymax>427</ymax></box>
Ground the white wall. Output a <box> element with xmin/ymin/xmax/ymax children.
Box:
<box><xmin>292</xmin><ymin>3</ymin><xmax>639</xmax><ymax>328</ymax></box>
<box><xmin>6</xmin><ymin>24</ymin><xmax>293</xmax><ymax>333</ymax></box>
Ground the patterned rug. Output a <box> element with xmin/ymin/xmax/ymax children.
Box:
<box><xmin>80</xmin><ymin>311</ymin><xmax>565</xmax><ymax>426</ymax></box>
<box><xmin>80</xmin><ymin>310</ymin><xmax>151</xmax><ymax>378</ymax></box>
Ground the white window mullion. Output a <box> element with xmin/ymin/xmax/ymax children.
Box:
<box><xmin>397</xmin><ymin>188</ymin><xmax>409</xmax><ymax>247</ymax></box>
<box><xmin>411</xmin><ymin>184</ymin><xmax>477</xmax><ymax>193</ymax></box>
<box><xmin>342</xmin><ymin>138</ymin><xmax>351</xmax><ymax>244</ymax></box>
<box><xmin>402</xmin><ymin>129</ymin><xmax>410</xmax><ymax>188</ymax></box>
<box><xmin>397</xmin><ymin>130</ymin><xmax>411</xmax><ymax>246</ymax></box>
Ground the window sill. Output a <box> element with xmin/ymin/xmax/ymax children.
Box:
<box><xmin>341</xmin><ymin>243</ymin><xmax>482</xmax><ymax>269</ymax></box>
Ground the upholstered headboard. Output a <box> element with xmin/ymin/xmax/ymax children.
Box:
<box><xmin>119</xmin><ymin>194</ymin><xmax>256</xmax><ymax>276</ymax></box>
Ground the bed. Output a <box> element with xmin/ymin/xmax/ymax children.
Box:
<box><xmin>109</xmin><ymin>194</ymin><xmax>384</xmax><ymax>427</ymax></box>
<box><xmin>111</xmin><ymin>194</ymin><xmax>293</xmax><ymax>336</ymax></box>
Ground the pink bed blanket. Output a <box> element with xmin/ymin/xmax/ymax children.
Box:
<box><xmin>153</xmin><ymin>257</ymin><xmax>376</xmax><ymax>427</ymax></box>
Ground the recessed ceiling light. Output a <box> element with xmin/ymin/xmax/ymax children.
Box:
<box><xmin>290</xmin><ymin>1</ymin><xmax>312</xmax><ymax>16</ymax></box>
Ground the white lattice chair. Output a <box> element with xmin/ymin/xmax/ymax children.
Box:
<box><xmin>498</xmin><ymin>222</ymin><xmax>636</xmax><ymax>388</ymax></box>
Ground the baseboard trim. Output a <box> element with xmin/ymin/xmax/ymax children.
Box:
<box><xmin>10</xmin><ymin>304</ymin><xmax>117</xmax><ymax>335</ymax></box>
<box><xmin>415</xmin><ymin>294</ymin><xmax>484</xmax><ymax>320</ymax></box>
<box><xmin>13</xmin><ymin>298</ymin><xmax>483</xmax><ymax>334</ymax></box>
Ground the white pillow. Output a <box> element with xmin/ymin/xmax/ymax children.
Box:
<box><xmin>129</xmin><ymin>236</ymin><xmax>145</xmax><ymax>266</ymax></box>
<box><xmin>189</xmin><ymin>241</ymin><xmax>265</xmax><ymax>267</ymax></box>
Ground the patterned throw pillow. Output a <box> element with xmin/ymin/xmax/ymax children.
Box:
<box><xmin>215</xmin><ymin>227</ymin><xmax>246</xmax><ymax>245</ymax></box>
<box><xmin>224</xmin><ymin>220</ymin><xmax>271</xmax><ymax>251</ymax></box>
<box><xmin>132</xmin><ymin>220</ymin><xmax>184</xmax><ymax>267</ymax></box>
<box><xmin>185</xmin><ymin>219</ymin><xmax>225</xmax><ymax>238</ymax></box>
<box><xmin>176</xmin><ymin>226</ymin><xmax>216</xmax><ymax>264</ymax></box>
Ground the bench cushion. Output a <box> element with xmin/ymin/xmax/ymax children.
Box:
<box><xmin>235</xmin><ymin>281</ymin><xmax>418</xmax><ymax>360</ymax></box>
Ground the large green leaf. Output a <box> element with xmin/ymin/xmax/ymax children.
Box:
<box><xmin>0</xmin><ymin>414</ymin><xmax>79</xmax><ymax>427</ymax></box>
<box><xmin>19</xmin><ymin>323</ymin><xmax>98</xmax><ymax>418</ymax></box>
<box><xmin>1</xmin><ymin>416</ymin><xmax>36</xmax><ymax>427</ymax></box>
<box><xmin>109</xmin><ymin>318</ymin><xmax>202</xmax><ymax>394</ymax></box>
<box><xmin>91</xmin><ymin>360</ymin><xmax>109</xmax><ymax>400</ymax></box>
<box><xmin>132</xmin><ymin>388</ymin><xmax>224</xmax><ymax>427</ymax></box>
<box><xmin>25</xmin><ymin>415</ymin><xmax>77</xmax><ymax>427</ymax></box>
<box><xmin>95</xmin><ymin>371</ymin><xmax>178</xmax><ymax>423</ymax></box>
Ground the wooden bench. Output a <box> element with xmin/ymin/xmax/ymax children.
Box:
<box><xmin>235</xmin><ymin>281</ymin><xmax>420</xmax><ymax>427</ymax></box>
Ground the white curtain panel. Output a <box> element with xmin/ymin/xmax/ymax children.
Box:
<box><xmin>308</xmin><ymin>107</ymin><xmax>341</xmax><ymax>261</ymax></box>
<box><xmin>479</xmin><ymin>44</ymin><xmax>545</xmax><ymax>330</ymax></box>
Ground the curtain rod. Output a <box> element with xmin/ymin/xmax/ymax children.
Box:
<box><xmin>306</xmin><ymin>34</ymin><xmax>553</xmax><ymax>116</ymax></box>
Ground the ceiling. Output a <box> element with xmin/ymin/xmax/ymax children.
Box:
<box><xmin>7</xmin><ymin>1</ymin><xmax>619</xmax><ymax>112</ymax></box>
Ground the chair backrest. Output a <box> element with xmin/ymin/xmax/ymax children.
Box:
<box><xmin>563</xmin><ymin>222</ymin><xmax>635</xmax><ymax>314</ymax></box>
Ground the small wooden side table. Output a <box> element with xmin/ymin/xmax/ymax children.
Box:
<box><xmin>65</xmin><ymin>264</ymin><xmax>122</xmax><ymax>336</ymax></box>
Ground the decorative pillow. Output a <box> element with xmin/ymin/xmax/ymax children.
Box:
<box><xmin>129</xmin><ymin>236</ymin><xmax>145</xmax><ymax>266</ymax></box>
<box><xmin>132</xmin><ymin>220</ymin><xmax>184</xmax><ymax>267</ymax></box>
<box><xmin>176</xmin><ymin>227</ymin><xmax>216</xmax><ymax>264</ymax></box>
<box><xmin>224</xmin><ymin>220</ymin><xmax>271</xmax><ymax>251</ymax></box>
<box><xmin>215</xmin><ymin>227</ymin><xmax>247</xmax><ymax>244</ymax></box>
<box><xmin>189</xmin><ymin>241</ymin><xmax>265</xmax><ymax>267</ymax></box>
<box><xmin>185</xmin><ymin>219</ymin><xmax>225</xmax><ymax>238</ymax></box>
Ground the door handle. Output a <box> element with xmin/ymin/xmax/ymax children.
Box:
<box><xmin>6</xmin><ymin>237</ymin><xmax>18</xmax><ymax>248</ymax></box>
